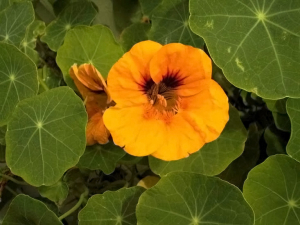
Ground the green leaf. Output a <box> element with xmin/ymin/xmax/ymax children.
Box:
<box><xmin>0</xmin><ymin>43</ymin><xmax>38</xmax><ymax>126</ymax></box>
<box><xmin>2</xmin><ymin>194</ymin><xmax>62</xmax><ymax>225</ymax></box>
<box><xmin>56</xmin><ymin>25</ymin><xmax>123</xmax><ymax>87</ymax></box>
<box><xmin>38</xmin><ymin>66</ymin><xmax>62</xmax><ymax>93</ymax></box>
<box><xmin>243</xmin><ymin>155</ymin><xmax>300</xmax><ymax>225</ymax></box>
<box><xmin>6</xmin><ymin>87</ymin><xmax>87</xmax><ymax>186</ymax></box>
<box><xmin>78</xmin><ymin>187</ymin><xmax>145</xmax><ymax>225</ymax></box>
<box><xmin>286</xmin><ymin>98</ymin><xmax>300</xmax><ymax>162</ymax></box>
<box><xmin>189</xmin><ymin>0</ymin><xmax>300</xmax><ymax>99</ymax></box>
<box><xmin>0</xmin><ymin>126</ymin><xmax>6</xmax><ymax>145</ymax></box>
<box><xmin>0</xmin><ymin>0</ymin><xmax>10</xmax><ymax>12</ymax></box>
<box><xmin>41</xmin><ymin>2</ymin><xmax>97</xmax><ymax>51</ymax></box>
<box><xmin>149</xmin><ymin>105</ymin><xmax>247</xmax><ymax>176</ymax></box>
<box><xmin>265</xmin><ymin>126</ymin><xmax>287</xmax><ymax>156</ymax></box>
<box><xmin>77</xmin><ymin>142</ymin><xmax>126</xmax><ymax>175</ymax></box>
<box><xmin>38</xmin><ymin>180</ymin><xmax>69</xmax><ymax>205</ymax></box>
<box><xmin>20</xmin><ymin>20</ymin><xmax>46</xmax><ymax>63</ymax></box>
<box><xmin>120</xmin><ymin>22</ymin><xmax>151</xmax><ymax>51</ymax></box>
<box><xmin>150</xmin><ymin>0</ymin><xmax>203</xmax><ymax>47</ymax></box>
<box><xmin>136</xmin><ymin>172</ymin><xmax>254</xmax><ymax>225</ymax></box>
<box><xmin>0</xmin><ymin>1</ymin><xmax>35</xmax><ymax>46</ymax></box>
<box><xmin>139</xmin><ymin>0</ymin><xmax>161</xmax><ymax>18</ymax></box>
<box><xmin>218</xmin><ymin>123</ymin><xmax>261</xmax><ymax>189</ymax></box>
<box><xmin>0</xmin><ymin>144</ymin><xmax>5</xmax><ymax>162</ymax></box>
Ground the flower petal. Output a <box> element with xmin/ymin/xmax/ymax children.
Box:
<box><xmin>86</xmin><ymin>111</ymin><xmax>110</xmax><ymax>145</ymax></box>
<box><xmin>149</xmin><ymin>43</ymin><xmax>212</xmax><ymax>96</ymax></box>
<box><xmin>107</xmin><ymin>40</ymin><xmax>162</xmax><ymax>106</ymax></box>
<box><xmin>180</xmin><ymin>79</ymin><xmax>229</xmax><ymax>143</ymax></box>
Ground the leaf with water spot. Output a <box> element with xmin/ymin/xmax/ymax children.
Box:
<box><xmin>6</xmin><ymin>87</ymin><xmax>87</xmax><ymax>186</ymax></box>
<box><xmin>189</xmin><ymin>0</ymin><xmax>300</xmax><ymax>99</ymax></box>
<box><xmin>41</xmin><ymin>1</ymin><xmax>97</xmax><ymax>51</ymax></box>
<box><xmin>136</xmin><ymin>172</ymin><xmax>254</xmax><ymax>225</ymax></box>
<box><xmin>149</xmin><ymin>0</ymin><xmax>203</xmax><ymax>47</ymax></box>
<box><xmin>2</xmin><ymin>194</ymin><xmax>62</xmax><ymax>225</ymax></box>
<box><xmin>149</xmin><ymin>105</ymin><xmax>247</xmax><ymax>176</ymax></box>
<box><xmin>0</xmin><ymin>43</ymin><xmax>38</xmax><ymax>126</ymax></box>
<box><xmin>0</xmin><ymin>1</ymin><xmax>35</xmax><ymax>47</ymax></box>
<box><xmin>244</xmin><ymin>155</ymin><xmax>300</xmax><ymax>225</ymax></box>
<box><xmin>78</xmin><ymin>187</ymin><xmax>145</xmax><ymax>225</ymax></box>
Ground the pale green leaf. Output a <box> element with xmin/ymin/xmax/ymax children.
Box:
<box><xmin>149</xmin><ymin>105</ymin><xmax>247</xmax><ymax>176</ymax></box>
<box><xmin>0</xmin><ymin>1</ymin><xmax>35</xmax><ymax>46</ymax></box>
<box><xmin>150</xmin><ymin>0</ymin><xmax>203</xmax><ymax>47</ymax></box>
<box><xmin>243</xmin><ymin>155</ymin><xmax>300</xmax><ymax>225</ymax></box>
<box><xmin>2</xmin><ymin>194</ymin><xmax>62</xmax><ymax>225</ymax></box>
<box><xmin>56</xmin><ymin>25</ymin><xmax>123</xmax><ymax>87</ymax></box>
<box><xmin>0</xmin><ymin>43</ymin><xmax>38</xmax><ymax>126</ymax></box>
<box><xmin>6</xmin><ymin>87</ymin><xmax>87</xmax><ymax>186</ymax></box>
<box><xmin>136</xmin><ymin>172</ymin><xmax>254</xmax><ymax>225</ymax></box>
<box><xmin>77</xmin><ymin>142</ymin><xmax>126</xmax><ymax>175</ymax></box>
<box><xmin>38</xmin><ymin>180</ymin><xmax>69</xmax><ymax>205</ymax></box>
<box><xmin>189</xmin><ymin>0</ymin><xmax>300</xmax><ymax>99</ymax></box>
<box><xmin>78</xmin><ymin>187</ymin><xmax>145</xmax><ymax>225</ymax></box>
<box><xmin>41</xmin><ymin>1</ymin><xmax>97</xmax><ymax>51</ymax></box>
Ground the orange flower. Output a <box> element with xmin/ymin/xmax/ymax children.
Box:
<box><xmin>103</xmin><ymin>41</ymin><xmax>229</xmax><ymax>161</ymax></box>
<box><xmin>69</xmin><ymin>64</ymin><xmax>111</xmax><ymax>145</ymax></box>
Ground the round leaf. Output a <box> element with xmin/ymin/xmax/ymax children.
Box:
<box><xmin>243</xmin><ymin>155</ymin><xmax>300</xmax><ymax>225</ymax></box>
<box><xmin>150</xmin><ymin>0</ymin><xmax>203</xmax><ymax>47</ymax></box>
<box><xmin>2</xmin><ymin>194</ymin><xmax>62</xmax><ymax>225</ymax></box>
<box><xmin>287</xmin><ymin>98</ymin><xmax>300</xmax><ymax>161</ymax></box>
<box><xmin>136</xmin><ymin>172</ymin><xmax>254</xmax><ymax>225</ymax></box>
<box><xmin>149</xmin><ymin>105</ymin><xmax>247</xmax><ymax>176</ymax></box>
<box><xmin>189</xmin><ymin>0</ymin><xmax>300</xmax><ymax>99</ymax></box>
<box><xmin>77</xmin><ymin>142</ymin><xmax>126</xmax><ymax>175</ymax></box>
<box><xmin>78</xmin><ymin>187</ymin><xmax>145</xmax><ymax>225</ymax></box>
<box><xmin>6</xmin><ymin>87</ymin><xmax>87</xmax><ymax>186</ymax></box>
<box><xmin>56</xmin><ymin>25</ymin><xmax>123</xmax><ymax>86</ymax></box>
<box><xmin>0</xmin><ymin>43</ymin><xmax>38</xmax><ymax>126</ymax></box>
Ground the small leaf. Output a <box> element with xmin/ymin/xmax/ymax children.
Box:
<box><xmin>264</xmin><ymin>126</ymin><xmax>288</xmax><ymax>156</ymax></box>
<box><xmin>2</xmin><ymin>194</ymin><xmax>62</xmax><ymax>225</ymax></box>
<box><xmin>41</xmin><ymin>2</ymin><xmax>97</xmax><ymax>51</ymax></box>
<box><xmin>0</xmin><ymin>1</ymin><xmax>35</xmax><ymax>46</ymax></box>
<box><xmin>6</xmin><ymin>87</ymin><xmax>87</xmax><ymax>186</ymax></box>
<box><xmin>189</xmin><ymin>0</ymin><xmax>300</xmax><ymax>99</ymax></box>
<box><xmin>136</xmin><ymin>172</ymin><xmax>254</xmax><ymax>225</ymax></box>
<box><xmin>78</xmin><ymin>187</ymin><xmax>145</xmax><ymax>225</ymax></box>
<box><xmin>149</xmin><ymin>105</ymin><xmax>247</xmax><ymax>176</ymax></box>
<box><xmin>56</xmin><ymin>25</ymin><xmax>123</xmax><ymax>87</ymax></box>
<box><xmin>0</xmin><ymin>43</ymin><xmax>38</xmax><ymax>126</ymax></box>
<box><xmin>77</xmin><ymin>142</ymin><xmax>126</xmax><ymax>175</ymax></box>
<box><xmin>244</xmin><ymin>155</ymin><xmax>300</xmax><ymax>225</ymax></box>
<box><xmin>38</xmin><ymin>180</ymin><xmax>69</xmax><ymax>205</ymax></box>
<box><xmin>149</xmin><ymin>0</ymin><xmax>203</xmax><ymax>47</ymax></box>
<box><xmin>265</xmin><ymin>98</ymin><xmax>290</xmax><ymax>131</ymax></box>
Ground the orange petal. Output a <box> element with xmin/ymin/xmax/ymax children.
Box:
<box><xmin>103</xmin><ymin>105</ymin><xmax>205</xmax><ymax>160</ymax></box>
<box><xmin>86</xmin><ymin>112</ymin><xmax>110</xmax><ymax>145</ymax></box>
<box><xmin>149</xmin><ymin>43</ymin><xmax>212</xmax><ymax>96</ymax></box>
<box><xmin>107</xmin><ymin>40</ymin><xmax>162</xmax><ymax>106</ymax></box>
<box><xmin>70</xmin><ymin>64</ymin><xmax>91</xmax><ymax>99</ymax></box>
<box><xmin>180</xmin><ymin>79</ymin><xmax>229</xmax><ymax>143</ymax></box>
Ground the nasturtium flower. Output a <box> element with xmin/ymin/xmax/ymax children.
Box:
<box><xmin>69</xmin><ymin>64</ymin><xmax>111</xmax><ymax>145</ymax></box>
<box><xmin>103</xmin><ymin>41</ymin><xmax>229</xmax><ymax>161</ymax></box>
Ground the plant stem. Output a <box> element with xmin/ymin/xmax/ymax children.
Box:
<box><xmin>37</xmin><ymin>74</ymin><xmax>50</xmax><ymax>91</ymax></box>
<box><xmin>5</xmin><ymin>186</ymin><xmax>18</xmax><ymax>196</ymax></box>
<box><xmin>0</xmin><ymin>173</ymin><xmax>28</xmax><ymax>186</ymax></box>
<box><xmin>58</xmin><ymin>187</ymin><xmax>89</xmax><ymax>221</ymax></box>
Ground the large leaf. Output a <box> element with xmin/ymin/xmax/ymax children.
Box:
<box><xmin>6</xmin><ymin>87</ymin><xmax>87</xmax><ymax>186</ymax></box>
<box><xmin>189</xmin><ymin>0</ymin><xmax>300</xmax><ymax>99</ymax></box>
<box><xmin>149</xmin><ymin>0</ymin><xmax>203</xmax><ymax>47</ymax></box>
<box><xmin>0</xmin><ymin>43</ymin><xmax>38</xmax><ymax>126</ymax></box>
<box><xmin>2</xmin><ymin>194</ymin><xmax>62</xmax><ymax>225</ymax></box>
<box><xmin>136</xmin><ymin>172</ymin><xmax>254</xmax><ymax>225</ymax></box>
<box><xmin>41</xmin><ymin>1</ymin><xmax>97</xmax><ymax>51</ymax></box>
<box><xmin>0</xmin><ymin>1</ymin><xmax>35</xmax><ymax>46</ymax></box>
<box><xmin>77</xmin><ymin>142</ymin><xmax>126</xmax><ymax>175</ymax></box>
<box><xmin>78</xmin><ymin>187</ymin><xmax>145</xmax><ymax>225</ymax></box>
<box><xmin>286</xmin><ymin>98</ymin><xmax>300</xmax><ymax>162</ymax></box>
<box><xmin>149</xmin><ymin>105</ymin><xmax>247</xmax><ymax>176</ymax></box>
<box><xmin>244</xmin><ymin>155</ymin><xmax>300</xmax><ymax>225</ymax></box>
<box><xmin>56</xmin><ymin>25</ymin><xmax>123</xmax><ymax>86</ymax></box>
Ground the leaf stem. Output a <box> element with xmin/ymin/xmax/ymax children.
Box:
<box><xmin>38</xmin><ymin>74</ymin><xmax>50</xmax><ymax>91</ymax></box>
<box><xmin>5</xmin><ymin>186</ymin><xmax>18</xmax><ymax>196</ymax></box>
<box><xmin>58</xmin><ymin>187</ymin><xmax>89</xmax><ymax>221</ymax></box>
<box><xmin>0</xmin><ymin>173</ymin><xmax>28</xmax><ymax>186</ymax></box>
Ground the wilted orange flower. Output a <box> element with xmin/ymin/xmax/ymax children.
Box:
<box><xmin>103</xmin><ymin>41</ymin><xmax>229</xmax><ymax>161</ymax></box>
<box><xmin>69</xmin><ymin>64</ymin><xmax>111</xmax><ymax>145</ymax></box>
